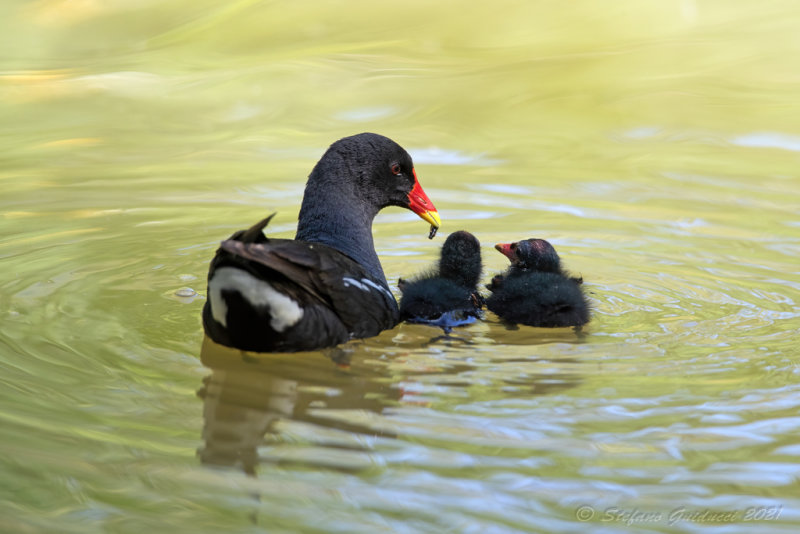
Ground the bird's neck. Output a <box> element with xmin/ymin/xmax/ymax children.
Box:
<box><xmin>294</xmin><ymin>186</ymin><xmax>387</xmax><ymax>286</ymax></box>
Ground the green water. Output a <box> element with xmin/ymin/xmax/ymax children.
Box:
<box><xmin>2</xmin><ymin>1</ymin><xmax>799</xmax><ymax>532</ymax></box>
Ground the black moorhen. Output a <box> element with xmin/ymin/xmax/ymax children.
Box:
<box><xmin>398</xmin><ymin>231</ymin><xmax>483</xmax><ymax>331</ymax></box>
<box><xmin>486</xmin><ymin>238</ymin><xmax>590</xmax><ymax>327</ymax></box>
<box><xmin>202</xmin><ymin>133</ymin><xmax>441</xmax><ymax>352</ymax></box>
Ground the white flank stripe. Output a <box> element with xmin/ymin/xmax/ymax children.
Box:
<box><xmin>208</xmin><ymin>267</ymin><xmax>304</xmax><ymax>332</ymax></box>
<box><xmin>342</xmin><ymin>277</ymin><xmax>393</xmax><ymax>299</ymax></box>
<box><xmin>342</xmin><ymin>277</ymin><xmax>369</xmax><ymax>291</ymax></box>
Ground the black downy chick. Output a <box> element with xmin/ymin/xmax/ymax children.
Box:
<box><xmin>398</xmin><ymin>231</ymin><xmax>483</xmax><ymax>332</ymax></box>
<box><xmin>486</xmin><ymin>238</ymin><xmax>589</xmax><ymax>328</ymax></box>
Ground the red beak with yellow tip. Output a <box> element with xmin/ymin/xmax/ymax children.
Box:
<box><xmin>407</xmin><ymin>169</ymin><xmax>441</xmax><ymax>231</ymax></box>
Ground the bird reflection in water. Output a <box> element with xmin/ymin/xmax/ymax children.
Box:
<box><xmin>197</xmin><ymin>329</ymin><xmax>584</xmax><ymax>478</ymax></box>
<box><xmin>196</xmin><ymin>336</ymin><xmax>401</xmax><ymax>476</ymax></box>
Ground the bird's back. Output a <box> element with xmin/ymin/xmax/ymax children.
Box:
<box><xmin>203</xmin><ymin>217</ymin><xmax>399</xmax><ymax>352</ymax></box>
<box><xmin>487</xmin><ymin>272</ymin><xmax>589</xmax><ymax>327</ymax></box>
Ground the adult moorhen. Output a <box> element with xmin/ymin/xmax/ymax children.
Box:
<box><xmin>202</xmin><ymin>133</ymin><xmax>441</xmax><ymax>352</ymax></box>
<box><xmin>486</xmin><ymin>238</ymin><xmax>590</xmax><ymax>327</ymax></box>
<box><xmin>398</xmin><ymin>230</ymin><xmax>483</xmax><ymax>332</ymax></box>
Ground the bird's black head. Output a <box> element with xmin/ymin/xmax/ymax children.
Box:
<box><xmin>495</xmin><ymin>238</ymin><xmax>561</xmax><ymax>273</ymax></box>
<box><xmin>313</xmin><ymin>133</ymin><xmax>440</xmax><ymax>229</ymax></box>
<box><xmin>439</xmin><ymin>230</ymin><xmax>482</xmax><ymax>289</ymax></box>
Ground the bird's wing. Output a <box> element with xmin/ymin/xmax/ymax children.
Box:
<box><xmin>218</xmin><ymin>238</ymin><xmax>398</xmax><ymax>338</ymax></box>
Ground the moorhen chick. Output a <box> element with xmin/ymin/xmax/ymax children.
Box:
<box><xmin>486</xmin><ymin>238</ymin><xmax>589</xmax><ymax>327</ymax></box>
<box><xmin>398</xmin><ymin>230</ymin><xmax>483</xmax><ymax>331</ymax></box>
<box><xmin>202</xmin><ymin>133</ymin><xmax>441</xmax><ymax>352</ymax></box>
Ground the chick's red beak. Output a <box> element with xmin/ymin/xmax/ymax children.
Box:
<box><xmin>495</xmin><ymin>243</ymin><xmax>516</xmax><ymax>262</ymax></box>
<box><xmin>407</xmin><ymin>169</ymin><xmax>441</xmax><ymax>229</ymax></box>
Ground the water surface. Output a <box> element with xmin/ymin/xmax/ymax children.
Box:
<box><xmin>2</xmin><ymin>1</ymin><xmax>799</xmax><ymax>532</ymax></box>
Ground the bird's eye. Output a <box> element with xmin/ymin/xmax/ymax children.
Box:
<box><xmin>390</xmin><ymin>163</ymin><xmax>402</xmax><ymax>175</ymax></box>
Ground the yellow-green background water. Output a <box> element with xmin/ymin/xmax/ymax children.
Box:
<box><xmin>2</xmin><ymin>1</ymin><xmax>799</xmax><ymax>532</ymax></box>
